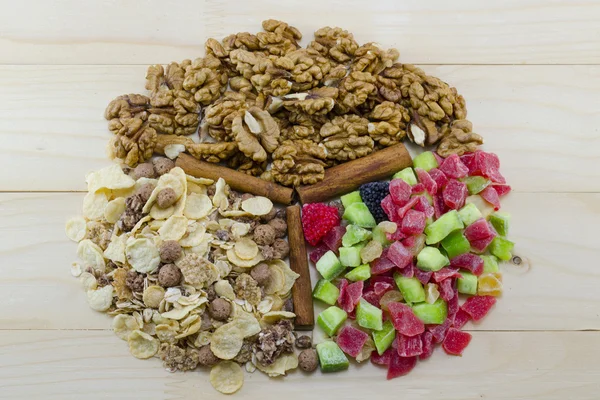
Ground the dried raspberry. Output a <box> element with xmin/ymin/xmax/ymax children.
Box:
<box><xmin>301</xmin><ymin>203</ymin><xmax>340</xmax><ymax>246</ymax></box>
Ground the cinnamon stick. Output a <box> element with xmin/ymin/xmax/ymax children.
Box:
<box><xmin>296</xmin><ymin>142</ymin><xmax>412</xmax><ymax>204</ymax></box>
<box><xmin>175</xmin><ymin>153</ymin><xmax>294</xmax><ymax>205</ymax></box>
<box><xmin>286</xmin><ymin>204</ymin><xmax>314</xmax><ymax>330</ymax></box>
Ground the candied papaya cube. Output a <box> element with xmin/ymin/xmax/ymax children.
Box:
<box><xmin>415</xmin><ymin>168</ymin><xmax>438</xmax><ymax>196</ymax></box>
<box><xmin>356</xmin><ymin>298</ymin><xmax>383</xmax><ymax>331</ymax></box>
<box><xmin>425</xmin><ymin>210</ymin><xmax>464</xmax><ymax>244</ymax></box>
<box><xmin>442</xmin><ymin>328</ymin><xmax>472</xmax><ymax>356</ymax></box>
<box><xmin>345</xmin><ymin>264</ymin><xmax>371</xmax><ymax>282</ymax></box>
<box><xmin>489</xmin><ymin>236</ymin><xmax>514</xmax><ymax>261</ymax></box>
<box><xmin>341</xmin><ymin>191</ymin><xmax>362</xmax><ymax>208</ymax></box>
<box><xmin>440</xmin><ymin>154</ymin><xmax>469</xmax><ymax>179</ymax></box>
<box><xmin>388</xmin><ymin>241</ymin><xmax>413</xmax><ymax>269</ymax></box>
<box><xmin>397</xmin><ymin>334</ymin><xmax>423</xmax><ymax>357</ymax></box>
<box><xmin>441</xmin><ymin>231</ymin><xmax>471</xmax><ymax>259</ymax></box>
<box><xmin>323</xmin><ymin>225</ymin><xmax>346</xmax><ymax>253</ymax></box>
<box><xmin>401</xmin><ymin>209</ymin><xmax>426</xmax><ymax>236</ymax></box>
<box><xmin>317</xmin><ymin>341</ymin><xmax>350</xmax><ymax>372</ymax></box>
<box><xmin>387</xmin><ymin>302</ymin><xmax>425</xmax><ymax>337</ymax></box>
<box><xmin>461</xmin><ymin>295</ymin><xmax>496</xmax><ymax>321</ymax></box>
<box><xmin>389</xmin><ymin>178</ymin><xmax>412</xmax><ymax>206</ymax></box>
<box><xmin>489</xmin><ymin>212</ymin><xmax>510</xmax><ymax>237</ymax></box>
<box><xmin>478</xmin><ymin>272</ymin><xmax>503</xmax><ymax>296</ymax></box>
<box><xmin>394</xmin><ymin>274</ymin><xmax>426</xmax><ymax>304</ymax></box>
<box><xmin>393</xmin><ymin>167</ymin><xmax>418</xmax><ymax>186</ymax></box>
<box><xmin>443</xmin><ymin>179</ymin><xmax>468</xmax><ymax>210</ymax></box>
<box><xmin>412</xmin><ymin>299</ymin><xmax>448</xmax><ymax>325</ymax></box>
<box><xmin>457</xmin><ymin>271</ymin><xmax>478</xmax><ymax>295</ymax></box>
<box><xmin>317</xmin><ymin>306</ymin><xmax>347</xmax><ymax>336</ymax></box>
<box><xmin>450</xmin><ymin>253</ymin><xmax>484</xmax><ymax>275</ymax></box>
<box><xmin>464</xmin><ymin>218</ymin><xmax>495</xmax><ymax>242</ymax></box>
<box><xmin>313</xmin><ymin>279</ymin><xmax>341</xmax><ymax>305</ymax></box>
<box><xmin>316</xmin><ymin>250</ymin><xmax>345</xmax><ymax>280</ymax></box>
<box><xmin>417</xmin><ymin>246</ymin><xmax>449</xmax><ymax>272</ymax></box>
<box><xmin>373</xmin><ymin>320</ymin><xmax>396</xmax><ymax>355</ymax></box>
<box><xmin>413</xmin><ymin>151</ymin><xmax>439</xmax><ymax>172</ymax></box>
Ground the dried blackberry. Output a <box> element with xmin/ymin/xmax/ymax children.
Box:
<box><xmin>359</xmin><ymin>181</ymin><xmax>389</xmax><ymax>223</ymax></box>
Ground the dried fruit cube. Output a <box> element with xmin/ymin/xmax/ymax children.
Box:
<box><xmin>480</xmin><ymin>186</ymin><xmax>501</xmax><ymax>210</ymax></box>
<box><xmin>415</xmin><ymin>168</ymin><xmax>438</xmax><ymax>196</ymax></box>
<box><xmin>346</xmin><ymin>264</ymin><xmax>371</xmax><ymax>282</ymax></box>
<box><xmin>425</xmin><ymin>210</ymin><xmax>464</xmax><ymax>244</ymax></box>
<box><xmin>323</xmin><ymin>225</ymin><xmax>347</xmax><ymax>254</ymax></box>
<box><xmin>400</xmin><ymin>209</ymin><xmax>426</xmax><ymax>236</ymax></box>
<box><xmin>313</xmin><ymin>279</ymin><xmax>340</xmax><ymax>305</ymax></box>
<box><xmin>489</xmin><ymin>236</ymin><xmax>514</xmax><ymax>261</ymax></box>
<box><xmin>481</xmin><ymin>255</ymin><xmax>499</xmax><ymax>273</ymax></box>
<box><xmin>465</xmin><ymin>194</ymin><xmax>495</xmax><ymax>219</ymax></box>
<box><xmin>432</xmin><ymin>267</ymin><xmax>462</xmax><ymax>283</ymax></box>
<box><xmin>464</xmin><ymin>218</ymin><xmax>496</xmax><ymax>242</ymax></box>
<box><xmin>428</xmin><ymin>317</ymin><xmax>452</xmax><ymax>343</ymax></box>
<box><xmin>411</xmin><ymin>183</ymin><xmax>426</xmax><ymax>194</ymax></box>
<box><xmin>361</xmin><ymin>240</ymin><xmax>383</xmax><ymax>264</ymax></box>
<box><xmin>453</xmin><ymin>309</ymin><xmax>471</xmax><ymax>329</ymax></box>
<box><xmin>339</xmin><ymin>246</ymin><xmax>363</xmax><ymax>267</ymax></box>
<box><xmin>373</xmin><ymin>320</ymin><xmax>396</xmax><ymax>355</ymax></box>
<box><xmin>463</xmin><ymin>176</ymin><xmax>490</xmax><ymax>195</ymax></box>
<box><xmin>343</xmin><ymin>202</ymin><xmax>377</xmax><ymax>228</ymax></box>
<box><xmin>387</xmin><ymin>302</ymin><xmax>425</xmax><ymax>337</ymax></box>
<box><xmin>393</xmin><ymin>167</ymin><xmax>418</xmax><ymax>186</ymax></box>
<box><xmin>489</xmin><ymin>212</ymin><xmax>510</xmax><ymax>237</ymax></box>
<box><xmin>388</xmin><ymin>241</ymin><xmax>413</xmax><ymax>269</ymax></box>
<box><xmin>342</xmin><ymin>225</ymin><xmax>371</xmax><ymax>247</ymax></box>
<box><xmin>389</xmin><ymin>179</ymin><xmax>412</xmax><ymax>206</ymax></box>
<box><xmin>412</xmin><ymin>151</ymin><xmax>439</xmax><ymax>172</ymax></box>
<box><xmin>415</xmin><ymin>268</ymin><xmax>433</xmax><ymax>285</ymax></box>
<box><xmin>387</xmin><ymin>353</ymin><xmax>417</xmax><ymax>380</ymax></box>
<box><xmin>394</xmin><ymin>275</ymin><xmax>426</xmax><ymax>304</ymax></box>
<box><xmin>443</xmin><ymin>179</ymin><xmax>468</xmax><ymax>210</ymax></box>
<box><xmin>317</xmin><ymin>341</ymin><xmax>350</xmax><ymax>372</ymax></box>
<box><xmin>396</xmin><ymin>334</ymin><xmax>423</xmax><ymax>357</ymax></box>
<box><xmin>428</xmin><ymin>168</ymin><xmax>449</xmax><ymax>191</ymax></box>
<box><xmin>338</xmin><ymin>280</ymin><xmax>364</xmax><ymax>313</ymax></box>
<box><xmin>470</xmin><ymin>235</ymin><xmax>496</xmax><ymax>253</ymax></box>
<box><xmin>457</xmin><ymin>271</ymin><xmax>478</xmax><ymax>295</ymax></box>
<box><xmin>412</xmin><ymin>299</ymin><xmax>448</xmax><ymax>324</ymax></box>
<box><xmin>413</xmin><ymin>196</ymin><xmax>435</xmax><ymax>219</ymax></box>
<box><xmin>381</xmin><ymin>195</ymin><xmax>397</xmax><ymax>221</ymax></box>
<box><xmin>341</xmin><ymin>191</ymin><xmax>362</xmax><ymax>208</ymax></box>
<box><xmin>402</xmin><ymin>234</ymin><xmax>426</xmax><ymax>256</ymax></box>
<box><xmin>317</xmin><ymin>306</ymin><xmax>348</xmax><ymax>336</ymax></box>
<box><xmin>356</xmin><ymin>298</ymin><xmax>383</xmax><ymax>331</ymax></box>
<box><xmin>442</xmin><ymin>328</ymin><xmax>472</xmax><ymax>356</ymax></box>
<box><xmin>316</xmin><ymin>250</ymin><xmax>344</xmax><ymax>280</ymax></box>
<box><xmin>441</xmin><ymin>230</ymin><xmax>471</xmax><ymax>259</ymax></box>
<box><xmin>492</xmin><ymin>184</ymin><xmax>512</xmax><ymax>196</ymax></box>
<box><xmin>371</xmin><ymin>348</ymin><xmax>393</xmax><ymax>366</ymax></box>
<box><xmin>433</xmin><ymin>193</ymin><xmax>448</xmax><ymax>219</ymax></box>
<box><xmin>419</xmin><ymin>331</ymin><xmax>434</xmax><ymax>360</ymax></box>
<box><xmin>310</xmin><ymin>244</ymin><xmax>330</xmax><ymax>264</ymax></box>
<box><xmin>438</xmin><ymin>278</ymin><xmax>455</xmax><ymax>301</ymax></box>
<box><xmin>417</xmin><ymin>246</ymin><xmax>449</xmax><ymax>272</ymax></box>
<box><xmin>336</xmin><ymin>325</ymin><xmax>369</xmax><ymax>358</ymax></box>
<box><xmin>372</xmin><ymin>224</ymin><xmax>393</xmax><ymax>247</ymax></box>
<box><xmin>478</xmin><ymin>272</ymin><xmax>503</xmax><ymax>296</ymax></box>
<box><xmin>461</xmin><ymin>295</ymin><xmax>496</xmax><ymax>321</ymax></box>
<box><xmin>440</xmin><ymin>154</ymin><xmax>469</xmax><ymax>179</ymax></box>
<box><xmin>371</xmin><ymin>252</ymin><xmax>396</xmax><ymax>275</ymax></box>
<box><xmin>458</xmin><ymin>202</ymin><xmax>482</xmax><ymax>226</ymax></box>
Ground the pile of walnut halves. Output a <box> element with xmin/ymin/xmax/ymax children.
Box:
<box><xmin>104</xmin><ymin>19</ymin><xmax>483</xmax><ymax>187</ymax></box>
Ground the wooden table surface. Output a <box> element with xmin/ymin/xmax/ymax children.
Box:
<box><xmin>1</xmin><ymin>1</ymin><xmax>599</xmax><ymax>399</ymax></box>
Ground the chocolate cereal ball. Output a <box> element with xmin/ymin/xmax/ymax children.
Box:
<box><xmin>253</xmin><ymin>224</ymin><xmax>276</xmax><ymax>246</ymax></box>
<box><xmin>272</xmin><ymin>238</ymin><xmax>290</xmax><ymax>259</ymax></box>
<box><xmin>159</xmin><ymin>240</ymin><xmax>182</xmax><ymax>263</ymax></box>
<box><xmin>158</xmin><ymin>264</ymin><xmax>182</xmax><ymax>288</ymax></box>
<box><xmin>250</xmin><ymin>263</ymin><xmax>271</xmax><ymax>286</ymax></box>
<box><xmin>208</xmin><ymin>298</ymin><xmax>231</xmax><ymax>321</ymax></box>
<box><xmin>130</xmin><ymin>162</ymin><xmax>156</xmax><ymax>180</ymax></box>
<box><xmin>298</xmin><ymin>349</ymin><xmax>318</xmax><ymax>372</ymax></box>
<box><xmin>268</xmin><ymin>218</ymin><xmax>287</xmax><ymax>238</ymax></box>
<box><xmin>137</xmin><ymin>183</ymin><xmax>155</xmax><ymax>203</ymax></box>
<box><xmin>152</xmin><ymin>157</ymin><xmax>175</xmax><ymax>176</ymax></box>
<box><xmin>157</xmin><ymin>188</ymin><xmax>178</xmax><ymax>208</ymax></box>
<box><xmin>197</xmin><ymin>345</ymin><xmax>219</xmax><ymax>366</ymax></box>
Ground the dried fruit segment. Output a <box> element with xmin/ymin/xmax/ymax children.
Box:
<box><xmin>302</xmin><ymin>203</ymin><xmax>341</xmax><ymax>246</ymax></box>
<box><xmin>336</xmin><ymin>325</ymin><xmax>369</xmax><ymax>357</ymax></box>
<box><xmin>442</xmin><ymin>328</ymin><xmax>472</xmax><ymax>356</ymax></box>
<box><xmin>317</xmin><ymin>341</ymin><xmax>350</xmax><ymax>373</ymax></box>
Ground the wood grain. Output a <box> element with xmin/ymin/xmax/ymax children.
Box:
<box><xmin>286</xmin><ymin>205</ymin><xmax>314</xmax><ymax>329</ymax></box>
<box><xmin>1</xmin><ymin>0</ymin><xmax>600</xmax><ymax>65</ymax></box>
<box><xmin>1</xmin><ymin>192</ymin><xmax>598</xmax><ymax>331</ymax></box>
<box><xmin>1</xmin><ymin>330</ymin><xmax>599</xmax><ymax>400</ymax></box>
<box><xmin>1</xmin><ymin>65</ymin><xmax>598</xmax><ymax>192</ymax></box>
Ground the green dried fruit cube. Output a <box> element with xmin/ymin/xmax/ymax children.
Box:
<box><xmin>372</xmin><ymin>225</ymin><xmax>392</xmax><ymax>247</ymax></box>
<box><xmin>417</xmin><ymin>246</ymin><xmax>449</xmax><ymax>272</ymax></box>
<box><xmin>341</xmin><ymin>191</ymin><xmax>362</xmax><ymax>208</ymax></box>
<box><xmin>313</xmin><ymin>279</ymin><xmax>340</xmax><ymax>305</ymax></box>
<box><xmin>342</xmin><ymin>224</ymin><xmax>372</xmax><ymax>247</ymax></box>
<box><xmin>316</xmin><ymin>250</ymin><xmax>345</xmax><ymax>280</ymax></box>
<box><xmin>356</xmin><ymin>298</ymin><xmax>383</xmax><ymax>331</ymax></box>
<box><xmin>458</xmin><ymin>202</ymin><xmax>483</xmax><ymax>226</ymax></box>
<box><xmin>481</xmin><ymin>255</ymin><xmax>499</xmax><ymax>273</ymax></box>
<box><xmin>412</xmin><ymin>299</ymin><xmax>448</xmax><ymax>324</ymax></box>
<box><xmin>343</xmin><ymin>202</ymin><xmax>377</xmax><ymax>228</ymax></box>
<box><xmin>372</xmin><ymin>320</ymin><xmax>396</xmax><ymax>355</ymax></box>
<box><xmin>441</xmin><ymin>230</ymin><xmax>471</xmax><ymax>259</ymax></box>
<box><xmin>463</xmin><ymin>176</ymin><xmax>490</xmax><ymax>195</ymax></box>
<box><xmin>412</xmin><ymin>151</ymin><xmax>439</xmax><ymax>172</ymax></box>
<box><xmin>345</xmin><ymin>264</ymin><xmax>371</xmax><ymax>282</ymax></box>
<box><xmin>457</xmin><ymin>271</ymin><xmax>478</xmax><ymax>295</ymax></box>
<box><xmin>339</xmin><ymin>246</ymin><xmax>363</xmax><ymax>267</ymax></box>
<box><xmin>425</xmin><ymin>210</ymin><xmax>464</xmax><ymax>244</ymax></box>
<box><xmin>489</xmin><ymin>212</ymin><xmax>510</xmax><ymax>236</ymax></box>
<box><xmin>394</xmin><ymin>274</ymin><xmax>426</xmax><ymax>304</ymax></box>
<box><xmin>316</xmin><ymin>341</ymin><xmax>349</xmax><ymax>373</ymax></box>
<box><xmin>393</xmin><ymin>167</ymin><xmax>418</xmax><ymax>185</ymax></box>
<box><xmin>317</xmin><ymin>306</ymin><xmax>347</xmax><ymax>337</ymax></box>
<box><xmin>489</xmin><ymin>236</ymin><xmax>514</xmax><ymax>261</ymax></box>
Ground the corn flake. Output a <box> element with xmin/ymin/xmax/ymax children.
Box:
<box><xmin>261</xmin><ymin>311</ymin><xmax>295</xmax><ymax>325</ymax></box>
<box><xmin>210</xmin><ymin>361</ymin><xmax>244</xmax><ymax>395</ymax></box>
<box><xmin>234</xmin><ymin>238</ymin><xmax>259</xmax><ymax>260</ymax></box>
<box><xmin>103</xmin><ymin>234</ymin><xmax>127</xmax><ymax>264</ymax></box>
<box><xmin>264</xmin><ymin>263</ymin><xmax>285</xmax><ymax>295</ymax></box>
<box><xmin>128</xmin><ymin>330</ymin><xmax>159</xmax><ymax>359</ymax></box>
<box><xmin>226</xmin><ymin>249</ymin><xmax>263</xmax><ymax>268</ymax></box>
<box><xmin>80</xmin><ymin>272</ymin><xmax>97</xmax><ymax>291</ymax></box>
<box><xmin>158</xmin><ymin>215</ymin><xmax>188</xmax><ymax>241</ymax></box>
<box><xmin>104</xmin><ymin>197</ymin><xmax>126</xmax><ymax>224</ymax></box>
<box><xmin>254</xmin><ymin>353</ymin><xmax>298</xmax><ymax>377</ymax></box>
<box><xmin>150</xmin><ymin>203</ymin><xmax>175</xmax><ymax>220</ymax></box>
<box><xmin>65</xmin><ymin>216</ymin><xmax>87</xmax><ymax>242</ymax></box>
<box><xmin>112</xmin><ymin>314</ymin><xmax>142</xmax><ymax>340</ymax></box>
<box><xmin>82</xmin><ymin>191</ymin><xmax>109</xmax><ymax>221</ymax></box>
<box><xmin>186</xmin><ymin>175</ymin><xmax>214</xmax><ymax>186</ymax></box>
<box><xmin>214</xmin><ymin>280</ymin><xmax>236</xmax><ymax>300</ymax></box>
<box><xmin>211</xmin><ymin>322</ymin><xmax>244</xmax><ymax>360</ymax></box>
<box><xmin>178</xmin><ymin>222</ymin><xmax>206</xmax><ymax>248</ymax></box>
<box><xmin>241</xmin><ymin>196</ymin><xmax>273</xmax><ymax>216</ymax></box>
<box><xmin>270</xmin><ymin>260</ymin><xmax>299</xmax><ymax>296</ymax></box>
<box><xmin>77</xmin><ymin>239</ymin><xmax>106</xmax><ymax>272</ymax></box>
<box><xmin>86</xmin><ymin>164</ymin><xmax>135</xmax><ymax>193</ymax></box>
<box><xmin>86</xmin><ymin>285</ymin><xmax>114</xmax><ymax>312</ymax></box>
<box><xmin>184</xmin><ymin>193</ymin><xmax>213</xmax><ymax>220</ymax></box>
<box><xmin>155</xmin><ymin>324</ymin><xmax>178</xmax><ymax>343</ymax></box>
<box><xmin>126</xmin><ymin>237</ymin><xmax>160</xmax><ymax>273</ymax></box>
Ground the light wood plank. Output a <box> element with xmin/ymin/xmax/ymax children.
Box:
<box><xmin>0</xmin><ymin>192</ymin><xmax>598</xmax><ymax>331</ymax></box>
<box><xmin>1</xmin><ymin>0</ymin><xmax>600</xmax><ymax>65</ymax></box>
<box><xmin>0</xmin><ymin>65</ymin><xmax>598</xmax><ymax>192</ymax></box>
<box><xmin>1</xmin><ymin>330</ymin><xmax>599</xmax><ymax>399</ymax></box>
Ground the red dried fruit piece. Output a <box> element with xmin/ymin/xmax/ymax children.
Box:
<box><xmin>374</xmin><ymin>281</ymin><xmax>395</xmax><ymax>296</ymax></box>
<box><xmin>397</xmin><ymin>263</ymin><xmax>415</xmax><ymax>278</ymax></box>
<box><xmin>387</xmin><ymin>353</ymin><xmax>417</xmax><ymax>380</ymax></box>
<box><xmin>338</xmin><ymin>280</ymin><xmax>364</xmax><ymax>313</ymax></box>
<box><xmin>450</xmin><ymin>253</ymin><xmax>484</xmax><ymax>275</ymax></box>
<box><xmin>472</xmin><ymin>152</ymin><xmax>506</xmax><ymax>184</ymax></box>
<box><xmin>480</xmin><ymin>186</ymin><xmax>501</xmax><ymax>211</ymax></box>
<box><xmin>411</xmin><ymin>183</ymin><xmax>426</xmax><ymax>194</ymax></box>
<box><xmin>322</xmin><ymin>225</ymin><xmax>346</xmax><ymax>254</ymax></box>
<box><xmin>415</xmin><ymin>168</ymin><xmax>438</xmax><ymax>196</ymax></box>
<box><xmin>413</xmin><ymin>196</ymin><xmax>434</xmax><ymax>219</ymax></box>
<box><xmin>362</xmin><ymin>290</ymin><xmax>381</xmax><ymax>307</ymax></box>
<box><xmin>389</xmin><ymin>179</ymin><xmax>412</xmax><ymax>206</ymax></box>
<box><xmin>453</xmin><ymin>309</ymin><xmax>471</xmax><ymax>329</ymax></box>
<box><xmin>419</xmin><ymin>331</ymin><xmax>434</xmax><ymax>360</ymax></box>
<box><xmin>432</xmin><ymin>267</ymin><xmax>462</xmax><ymax>283</ymax></box>
<box><xmin>460</xmin><ymin>152</ymin><xmax>477</xmax><ymax>174</ymax></box>
<box><xmin>400</xmin><ymin>209</ymin><xmax>426</xmax><ymax>236</ymax></box>
<box><xmin>386</xmin><ymin>229</ymin><xmax>406</xmax><ymax>242</ymax></box>
<box><xmin>397</xmin><ymin>197</ymin><xmax>419</xmax><ymax>219</ymax></box>
<box><xmin>470</xmin><ymin>235</ymin><xmax>496</xmax><ymax>253</ymax></box>
<box><xmin>492</xmin><ymin>184</ymin><xmax>511</xmax><ymax>197</ymax></box>
<box><xmin>464</xmin><ymin>219</ymin><xmax>496</xmax><ymax>242</ymax></box>
<box><xmin>447</xmin><ymin>289</ymin><xmax>459</xmax><ymax>318</ymax></box>
<box><xmin>396</xmin><ymin>334</ymin><xmax>423</xmax><ymax>357</ymax></box>
<box><xmin>438</xmin><ymin>278</ymin><xmax>455</xmax><ymax>301</ymax></box>
<box><xmin>309</xmin><ymin>244</ymin><xmax>330</xmax><ymax>264</ymax></box>
<box><xmin>442</xmin><ymin>328</ymin><xmax>472</xmax><ymax>356</ymax></box>
<box><xmin>402</xmin><ymin>234</ymin><xmax>426</xmax><ymax>256</ymax></box>
<box><xmin>371</xmin><ymin>254</ymin><xmax>396</xmax><ymax>275</ymax></box>
<box><xmin>415</xmin><ymin>268</ymin><xmax>433</xmax><ymax>285</ymax></box>
<box><xmin>442</xmin><ymin>179</ymin><xmax>468</xmax><ymax>210</ymax></box>
<box><xmin>371</xmin><ymin>348</ymin><xmax>393</xmax><ymax>366</ymax></box>
<box><xmin>336</xmin><ymin>325</ymin><xmax>369</xmax><ymax>358</ymax></box>
<box><xmin>428</xmin><ymin>168</ymin><xmax>449</xmax><ymax>191</ymax></box>
<box><xmin>428</xmin><ymin>317</ymin><xmax>452</xmax><ymax>344</ymax></box>
<box><xmin>461</xmin><ymin>295</ymin><xmax>496</xmax><ymax>321</ymax></box>
<box><xmin>387</xmin><ymin>302</ymin><xmax>425</xmax><ymax>337</ymax></box>
<box><xmin>440</xmin><ymin>154</ymin><xmax>469</xmax><ymax>179</ymax></box>
<box><xmin>433</xmin><ymin>152</ymin><xmax>445</xmax><ymax>165</ymax></box>
<box><xmin>433</xmin><ymin>193</ymin><xmax>448</xmax><ymax>219</ymax></box>
<box><xmin>381</xmin><ymin>195</ymin><xmax>396</xmax><ymax>221</ymax></box>
<box><xmin>387</xmin><ymin>241</ymin><xmax>413</xmax><ymax>269</ymax></box>
<box><xmin>301</xmin><ymin>203</ymin><xmax>340</xmax><ymax>246</ymax></box>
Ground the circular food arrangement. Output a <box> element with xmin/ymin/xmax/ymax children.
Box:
<box><xmin>65</xmin><ymin>20</ymin><xmax>514</xmax><ymax>394</ymax></box>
